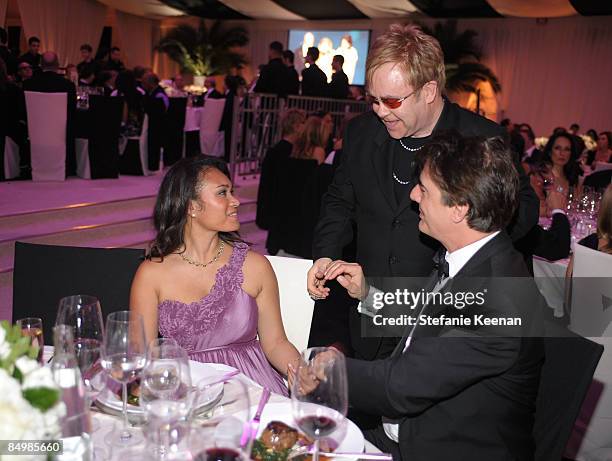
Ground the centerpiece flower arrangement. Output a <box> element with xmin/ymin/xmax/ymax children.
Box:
<box><xmin>0</xmin><ymin>321</ymin><xmax>65</xmax><ymax>458</ymax></box>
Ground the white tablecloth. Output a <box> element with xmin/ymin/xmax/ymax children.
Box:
<box><xmin>184</xmin><ymin>107</ymin><xmax>202</xmax><ymax>132</ymax></box>
<box><xmin>41</xmin><ymin>348</ymin><xmax>379</xmax><ymax>460</ymax></box>
<box><xmin>533</xmin><ymin>256</ymin><xmax>568</xmax><ymax>318</ymax></box>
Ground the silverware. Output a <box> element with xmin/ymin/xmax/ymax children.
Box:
<box><xmin>287</xmin><ymin>447</ymin><xmax>393</xmax><ymax>460</ymax></box>
<box><xmin>241</xmin><ymin>387</ymin><xmax>271</xmax><ymax>447</ymax></box>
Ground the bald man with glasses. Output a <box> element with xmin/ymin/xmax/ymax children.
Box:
<box><xmin>307</xmin><ymin>24</ymin><xmax>539</xmax><ymax>363</ymax></box>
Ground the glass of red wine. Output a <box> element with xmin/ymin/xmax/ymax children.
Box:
<box><xmin>16</xmin><ymin>317</ymin><xmax>44</xmax><ymax>363</ymax></box>
<box><xmin>291</xmin><ymin>347</ymin><xmax>348</xmax><ymax>461</ymax></box>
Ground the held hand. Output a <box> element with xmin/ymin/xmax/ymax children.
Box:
<box><xmin>323</xmin><ymin>260</ymin><xmax>368</xmax><ymax>300</ymax></box>
<box><xmin>307</xmin><ymin>257</ymin><xmax>332</xmax><ymax>300</ymax></box>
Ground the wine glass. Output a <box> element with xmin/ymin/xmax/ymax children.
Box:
<box><xmin>191</xmin><ymin>375</ymin><xmax>251</xmax><ymax>461</ymax></box>
<box><xmin>141</xmin><ymin>339</ymin><xmax>193</xmax><ymax>459</ymax></box>
<box><xmin>16</xmin><ymin>317</ymin><xmax>44</xmax><ymax>363</ymax></box>
<box><xmin>100</xmin><ymin>310</ymin><xmax>147</xmax><ymax>447</ymax></box>
<box><xmin>56</xmin><ymin>296</ymin><xmax>106</xmax><ymax>405</ymax></box>
<box><xmin>291</xmin><ymin>347</ymin><xmax>348</xmax><ymax>461</ymax></box>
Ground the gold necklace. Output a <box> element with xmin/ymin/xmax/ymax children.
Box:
<box><xmin>180</xmin><ymin>241</ymin><xmax>225</xmax><ymax>268</ymax></box>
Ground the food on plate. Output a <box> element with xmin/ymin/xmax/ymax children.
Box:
<box><xmin>251</xmin><ymin>421</ymin><xmax>332</xmax><ymax>461</ymax></box>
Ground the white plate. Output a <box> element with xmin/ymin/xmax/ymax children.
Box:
<box><xmin>248</xmin><ymin>402</ymin><xmax>365</xmax><ymax>453</ymax></box>
<box><xmin>96</xmin><ymin>362</ymin><xmax>234</xmax><ymax>416</ymax></box>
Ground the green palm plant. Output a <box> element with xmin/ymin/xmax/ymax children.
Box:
<box><xmin>156</xmin><ymin>20</ymin><xmax>249</xmax><ymax>76</ymax></box>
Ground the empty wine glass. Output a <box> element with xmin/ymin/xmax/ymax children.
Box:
<box><xmin>100</xmin><ymin>310</ymin><xmax>147</xmax><ymax>447</ymax></box>
<box><xmin>291</xmin><ymin>347</ymin><xmax>348</xmax><ymax>461</ymax></box>
<box><xmin>141</xmin><ymin>339</ymin><xmax>193</xmax><ymax>459</ymax></box>
<box><xmin>191</xmin><ymin>375</ymin><xmax>251</xmax><ymax>461</ymax></box>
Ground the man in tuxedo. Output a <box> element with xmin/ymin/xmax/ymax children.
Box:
<box><xmin>23</xmin><ymin>51</ymin><xmax>77</xmax><ymax>175</ymax></box>
<box><xmin>518</xmin><ymin>123</ymin><xmax>542</xmax><ymax>165</ymax></box>
<box><xmin>76</xmin><ymin>43</ymin><xmax>100</xmax><ymax>78</ymax></box>
<box><xmin>301</xmin><ymin>47</ymin><xmax>327</xmax><ymax>97</ymax></box>
<box><xmin>317</xmin><ymin>133</ymin><xmax>544</xmax><ymax>460</ymax></box>
<box><xmin>18</xmin><ymin>36</ymin><xmax>41</xmax><ymax>74</ymax></box>
<box><xmin>328</xmin><ymin>54</ymin><xmax>349</xmax><ymax>99</ymax></box>
<box><xmin>0</xmin><ymin>27</ymin><xmax>17</xmax><ymax>77</ymax></box>
<box><xmin>282</xmin><ymin>50</ymin><xmax>300</xmax><ymax>96</ymax></box>
<box><xmin>254</xmin><ymin>41</ymin><xmax>289</xmax><ymax>97</ymax></box>
<box><xmin>204</xmin><ymin>76</ymin><xmax>224</xmax><ymax>100</ymax></box>
<box><xmin>103</xmin><ymin>46</ymin><xmax>125</xmax><ymax>73</ymax></box>
<box><xmin>307</xmin><ymin>24</ymin><xmax>539</xmax><ymax>360</ymax></box>
<box><xmin>141</xmin><ymin>72</ymin><xmax>168</xmax><ymax>172</ymax></box>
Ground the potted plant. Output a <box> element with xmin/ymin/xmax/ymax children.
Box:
<box><xmin>156</xmin><ymin>19</ymin><xmax>249</xmax><ymax>86</ymax></box>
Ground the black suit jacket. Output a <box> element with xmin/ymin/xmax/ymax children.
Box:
<box><xmin>205</xmin><ymin>89</ymin><xmax>224</xmax><ymax>100</ymax></box>
<box><xmin>313</xmin><ymin>102</ymin><xmax>539</xmax><ymax>358</ymax></box>
<box><xmin>516</xmin><ymin>212</ymin><xmax>571</xmax><ymax>265</ymax></box>
<box><xmin>254</xmin><ymin>58</ymin><xmax>290</xmax><ymax>97</ymax></box>
<box><xmin>286</xmin><ymin>66</ymin><xmax>300</xmax><ymax>95</ymax></box>
<box><xmin>328</xmin><ymin>70</ymin><xmax>349</xmax><ymax>99</ymax></box>
<box><xmin>346</xmin><ymin>233</ymin><xmax>545</xmax><ymax>461</ymax></box>
<box><xmin>301</xmin><ymin>64</ymin><xmax>327</xmax><ymax>97</ymax></box>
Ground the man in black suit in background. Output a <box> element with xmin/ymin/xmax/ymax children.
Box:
<box><xmin>300</xmin><ymin>46</ymin><xmax>327</xmax><ymax>97</ymax></box>
<box><xmin>317</xmin><ymin>133</ymin><xmax>544</xmax><ymax>461</ymax></box>
<box><xmin>282</xmin><ymin>50</ymin><xmax>300</xmax><ymax>96</ymax></box>
<box><xmin>254</xmin><ymin>41</ymin><xmax>289</xmax><ymax>97</ymax></box>
<box><xmin>23</xmin><ymin>51</ymin><xmax>77</xmax><ymax>175</ymax></box>
<box><xmin>306</xmin><ymin>24</ymin><xmax>539</xmax><ymax>360</ymax></box>
<box><xmin>328</xmin><ymin>54</ymin><xmax>349</xmax><ymax>99</ymax></box>
<box><xmin>18</xmin><ymin>36</ymin><xmax>41</xmax><ymax>75</ymax></box>
<box><xmin>0</xmin><ymin>27</ymin><xmax>17</xmax><ymax>77</ymax></box>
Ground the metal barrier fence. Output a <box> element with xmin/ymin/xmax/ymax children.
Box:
<box><xmin>229</xmin><ymin>93</ymin><xmax>369</xmax><ymax>178</ymax></box>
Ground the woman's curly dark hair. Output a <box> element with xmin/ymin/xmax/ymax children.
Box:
<box><xmin>539</xmin><ymin>132</ymin><xmax>583</xmax><ymax>187</ymax></box>
<box><xmin>147</xmin><ymin>157</ymin><xmax>244</xmax><ymax>259</ymax></box>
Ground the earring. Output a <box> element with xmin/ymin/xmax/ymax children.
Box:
<box><xmin>191</xmin><ymin>213</ymin><xmax>196</xmax><ymax>218</ymax></box>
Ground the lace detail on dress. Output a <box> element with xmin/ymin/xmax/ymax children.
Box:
<box><xmin>158</xmin><ymin>242</ymin><xmax>249</xmax><ymax>352</ymax></box>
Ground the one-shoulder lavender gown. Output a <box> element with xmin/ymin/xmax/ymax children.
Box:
<box><xmin>158</xmin><ymin>242</ymin><xmax>288</xmax><ymax>396</ymax></box>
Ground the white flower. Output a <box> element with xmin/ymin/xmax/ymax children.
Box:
<box><xmin>22</xmin><ymin>366</ymin><xmax>57</xmax><ymax>391</ymax></box>
<box><xmin>15</xmin><ymin>356</ymin><xmax>39</xmax><ymax>376</ymax></box>
<box><xmin>0</xmin><ymin>368</ymin><xmax>23</xmax><ymax>401</ymax></box>
<box><xmin>0</xmin><ymin>326</ymin><xmax>10</xmax><ymax>360</ymax></box>
<box><xmin>0</xmin><ymin>369</ymin><xmax>47</xmax><ymax>440</ymax></box>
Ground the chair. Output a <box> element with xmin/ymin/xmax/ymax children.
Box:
<box><xmin>120</xmin><ymin>114</ymin><xmax>151</xmax><ymax>176</ymax></box>
<box><xmin>583</xmin><ymin>169</ymin><xmax>612</xmax><ymax>189</ymax></box>
<box><xmin>3</xmin><ymin>136</ymin><xmax>20</xmax><ymax>180</ymax></box>
<box><xmin>12</xmin><ymin>242</ymin><xmax>144</xmax><ymax>345</ymax></box>
<box><xmin>569</xmin><ymin>244</ymin><xmax>612</xmax><ymax>337</ymax></box>
<box><xmin>199</xmin><ymin>98</ymin><xmax>226</xmax><ymax>157</ymax></box>
<box><xmin>24</xmin><ymin>91</ymin><xmax>67</xmax><ymax>181</ymax></box>
<box><xmin>265</xmin><ymin>255</ymin><xmax>315</xmax><ymax>351</ymax></box>
<box><xmin>163</xmin><ymin>97</ymin><xmax>187</xmax><ymax>166</ymax></box>
<box><xmin>533</xmin><ymin>322</ymin><xmax>604</xmax><ymax>461</ymax></box>
<box><xmin>75</xmin><ymin>96</ymin><xmax>123</xmax><ymax>179</ymax></box>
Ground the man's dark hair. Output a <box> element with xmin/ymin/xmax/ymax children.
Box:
<box><xmin>80</xmin><ymin>44</ymin><xmax>93</xmax><ymax>53</ymax></box>
<box><xmin>133</xmin><ymin>65</ymin><xmax>146</xmax><ymax>79</ymax></box>
<box><xmin>282</xmin><ymin>50</ymin><xmax>294</xmax><ymax>64</ymax></box>
<box><xmin>269</xmin><ymin>41</ymin><xmax>283</xmax><ymax>53</ymax></box>
<box><xmin>307</xmin><ymin>47</ymin><xmax>319</xmax><ymax>61</ymax></box>
<box><xmin>333</xmin><ymin>54</ymin><xmax>344</xmax><ymax>66</ymax></box>
<box><xmin>500</xmin><ymin>118</ymin><xmax>511</xmax><ymax>127</ymax></box>
<box><xmin>28</xmin><ymin>36</ymin><xmax>40</xmax><ymax>46</ymax></box>
<box><xmin>0</xmin><ymin>27</ymin><xmax>7</xmax><ymax>45</ymax></box>
<box><xmin>570</xmin><ymin>123</ymin><xmax>580</xmax><ymax>131</ymax></box>
<box><xmin>415</xmin><ymin>132</ymin><xmax>519</xmax><ymax>233</ymax></box>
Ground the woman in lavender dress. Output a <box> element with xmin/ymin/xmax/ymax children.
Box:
<box><xmin>130</xmin><ymin>157</ymin><xmax>300</xmax><ymax>395</ymax></box>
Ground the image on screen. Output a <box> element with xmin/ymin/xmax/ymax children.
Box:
<box><xmin>288</xmin><ymin>29</ymin><xmax>370</xmax><ymax>86</ymax></box>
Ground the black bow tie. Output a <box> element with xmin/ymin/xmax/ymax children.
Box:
<box><xmin>433</xmin><ymin>250</ymin><xmax>449</xmax><ymax>282</ymax></box>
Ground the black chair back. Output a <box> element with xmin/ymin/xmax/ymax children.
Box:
<box><xmin>12</xmin><ymin>242</ymin><xmax>144</xmax><ymax>345</ymax></box>
<box><xmin>88</xmin><ymin>96</ymin><xmax>124</xmax><ymax>178</ymax></box>
<box><xmin>583</xmin><ymin>170</ymin><xmax>612</xmax><ymax>190</ymax></box>
<box><xmin>534</xmin><ymin>323</ymin><xmax>604</xmax><ymax>461</ymax></box>
<box><xmin>163</xmin><ymin>97</ymin><xmax>187</xmax><ymax>167</ymax></box>
<box><xmin>145</xmin><ymin>98</ymin><xmax>166</xmax><ymax>172</ymax></box>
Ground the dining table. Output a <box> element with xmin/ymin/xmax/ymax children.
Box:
<box><xmin>42</xmin><ymin>347</ymin><xmax>380</xmax><ymax>460</ymax></box>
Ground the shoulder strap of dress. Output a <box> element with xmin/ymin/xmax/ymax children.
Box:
<box><xmin>228</xmin><ymin>242</ymin><xmax>249</xmax><ymax>276</ymax></box>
